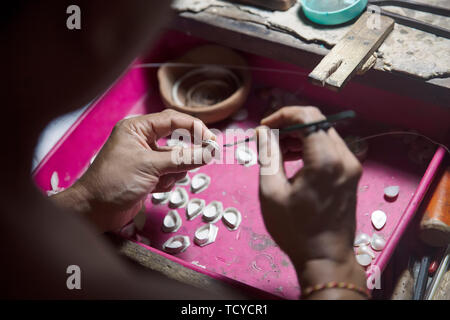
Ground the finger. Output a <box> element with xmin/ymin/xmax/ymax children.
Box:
<box><xmin>127</xmin><ymin>109</ymin><xmax>216</xmax><ymax>144</ymax></box>
<box><xmin>149</xmin><ymin>146</ymin><xmax>209</xmax><ymax>174</ymax></box>
<box><xmin>256</xmin><ymin>126</ymin><xmax>289</xmax><ymax>198</ymax></box>
<box><xmin>327</xmin><ymin>128</ymin><xmax>362</xmax><ymax>182</ymax></box>
<box><xmin>153</xmin><ymin>172</ymin><xmax>187</xmax><ymax>192</ymax></box>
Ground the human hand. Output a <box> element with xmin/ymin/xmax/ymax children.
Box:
<box><xmin>53</xmin><ymin>109</ymin><xmax>216</xmax><ymax>233</ymax></box>
<box><xmin>257</xmin><ymin>107</ymin><xmax>363</xmax><ymax>281</ymax></box>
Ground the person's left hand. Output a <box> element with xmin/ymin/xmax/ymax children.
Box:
<box><xmin>51</xmin><ymin>109</ymin><xmax>216</xmax><ymax>232</ymax></box>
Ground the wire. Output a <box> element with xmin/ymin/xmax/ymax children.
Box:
<box><xmin>352</xmin><ymin>131</ymin><xmax>450</xmax><ymax>154</ymax></box>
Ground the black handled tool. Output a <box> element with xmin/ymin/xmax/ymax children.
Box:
<box><xmin>223</xmin><ymin>110</ymin><xmax>356</xmax><ymax>147</ymax></box>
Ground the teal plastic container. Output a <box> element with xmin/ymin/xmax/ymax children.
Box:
<box><xmin>301</xmin><ymin>0</ymin><xmax>368</xmax><ymax>25</ymax></box>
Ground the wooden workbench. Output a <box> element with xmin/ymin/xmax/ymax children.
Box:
<box><xmin>171</xmin><ymin>0</ymin><xmax>450</xmax><ymax>109</ymax></box>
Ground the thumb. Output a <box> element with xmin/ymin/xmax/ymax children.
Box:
<box><xmin>256</xmin><ymin>126</ymin><xmax>288</xmax><ymax>197</ymax></box>
<box><xmin>149</xmin><ymin>146</ymin><xmax>208</xmax><ymax>174</ymax></box>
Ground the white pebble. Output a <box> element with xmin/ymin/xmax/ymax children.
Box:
<box><xmin>356</xmin><ymin>254</ymin><xmax>372</xmax><ymax>267</ymax></box>
<box><xmin>384</xmin><ymin>186</ymin><xmax>399</xmax><ymax>200</ymax></box>
<box><xmin>354</xmin><ymin>233</ymin><xmax>371</xmax><ymax>247</ymax></box>
<box><xmin>370</xmin><ymin>233</ymin><xmax>386</xmax><ymax>251</ymax></box>
<box><xmin>371</xmin><ymin>210</ymin><xmax>387</xmax><ymax>230</ymax></box>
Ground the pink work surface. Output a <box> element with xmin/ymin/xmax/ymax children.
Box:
<box><xmin>33</xmin><ymin>30</ymin><xmax>445</xmax><ymax>299</ymax></box>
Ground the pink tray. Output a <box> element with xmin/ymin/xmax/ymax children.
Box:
<box><xmin>33</xmin><ymin>30</ymin><xmax>446</xmax><ymax>299</ymax></box>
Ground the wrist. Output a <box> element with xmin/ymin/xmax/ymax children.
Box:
<box><xmin>50</xmin><ymin>182</ymin><xmax>94</xmax><ymax>224</ymax></box>
<box><xmin>293</xmin><ymin>250</ymin><xmax>367</xmax><ymax>299</ymax></box>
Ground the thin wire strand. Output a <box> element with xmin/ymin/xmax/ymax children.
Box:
<box><xmin>352</xmin><ymin>131</ymin><xmax>450</xmax><ymax>154</ymax></box>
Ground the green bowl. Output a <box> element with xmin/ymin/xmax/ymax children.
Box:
<box><xmin>301</xmin><ymin>0</ymin><xmax>368</xmax><ymax>25</ymax></box>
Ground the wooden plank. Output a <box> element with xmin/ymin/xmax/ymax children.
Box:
<box><xmin>171</xmin><ymin>12</ymin><xmax>450</xmax><ymax>108</ymax></box>
<box><xmin>309</xmin><ymin>12</ymin><xmax>395</xmax><ymax>91</ymax></box>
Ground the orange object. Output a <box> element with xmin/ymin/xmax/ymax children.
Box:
<box><xmin>420</xmin><ymin>166</ymin><xmax>450</xmax><ymax>247</ymax></box>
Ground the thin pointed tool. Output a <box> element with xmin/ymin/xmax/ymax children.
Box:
<box><xmin>223</xmin><ymin>110</ymin><xmax>356</xmax><ymax>147</ymax></box>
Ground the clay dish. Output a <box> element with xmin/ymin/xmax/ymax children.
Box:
<box><xmin>157</xmin><ymin>45</ymin><xmax>252</xmax><ymax>124</ymax></box>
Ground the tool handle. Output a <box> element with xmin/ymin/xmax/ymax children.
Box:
<box><xmin>420</xmin><ymin>166</ymin><xmax>450</xmax><ymax>247</ymax></box>
<box><xmin>378</xmin><ymin>9</ymin><xmax>450</xmax><ymax>39</ymax></box>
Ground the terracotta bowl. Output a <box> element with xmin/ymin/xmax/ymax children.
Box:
<box><xmin>157</xmin><ymin>45</ymin><xmax>252</xmax><ymax>124</ymax></box>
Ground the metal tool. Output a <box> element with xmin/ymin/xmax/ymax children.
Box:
<box><xmin>425</xmin><ymin>244</ymin><xmax>450</xmax><ymax>300</ymax></box>
<box><xmin>368</xmin><ymin>0</ymin><xmax>450</xmax><ymax>39</ymax></box>
<box><xmin>413</xmin><ymin>255</ymin><xmax>431</xmax><ymax>300</ymax></box>
<box><xmin>223</xmin><ymin>110</ymin><xmax>356</xmax><ymax>147</ymax></box>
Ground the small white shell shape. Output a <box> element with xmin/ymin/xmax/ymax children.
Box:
<box><xmin>151</xmin><ymin>192</ymin><xmax>170</xmax><ymax>204</ymax></box>
<box><xmin>169</xmin><ymin>187</ymin><xmax>189</xmax><ymax>208</ymax></box>
<box><xmin>222</xmin><ymin>207</ymin><xmax>242</xmax><ymax>231</ymax></box>
<box><xmin>384</xmin><ymin>186</ymin><xmax>399</xmax><ymax>200</ymax></box>
<box><xmin>50</xmin><ymin>171</ymin><xmax>59</xmax><ymax>191</ymax></box>
<box><xmin>191</xmin><ymin>173</ymin><xmax>211</xmax><ymax>194</ymax></box>
<box><xmin>235</xmin><ymin>146</ymin><xmax>257</xmax><ymax>167</ymax></box>
<box><xmin>371</xmin><ymin>210</ymin><xmax>387</xmax><ymax>230</ymax></box>
<box><xmin>162</xmin><ymin>210</ymin><xmax>182</xmax><ymax>233</ymax></box>
<box><xmin>194</xmin><ymin>224</ymin><xmax>219</xmax><ymax>247</ymax></box>
<box><xmin>186</xmin><ymin>198</ymin><xmax>205</xmax><ymax>220</ymax></box>
<box><xmin>202</xmin><ymin>201</ymin><xmax>223</xmax><ymax>223</ymax></box>
<box><xmin>354</xmin><ymin>233</ymin><xmax>371</xmax><ymax>247</ymax></box>
<box><xmin>370</xmin><ymin>233</ymin><xmax>386</xmax><ymax>251</ymax></box>
<box><xmin>356</xmin><ymin>254</ymin><xmax>372</xmax><ymax>267</ymax></box>
<box><xmin>162</xmin><ymin>235</ymin><xmax>190</xmax><ymax>254</ymax></box>
<box><xmin>202</xmin><ymin>139</ymin><xmax>220</xmax><ymax>152</ymax></box>
<box><xmin>175</xmin><ymin>174</ymin><xmax>190</xmax><ymax>186</ymax></box>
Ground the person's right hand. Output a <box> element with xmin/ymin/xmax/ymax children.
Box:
<box><xmin>257</xmin><ymin>106</ymin><xmax>366</xmax><ymax>296</ymax></box>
